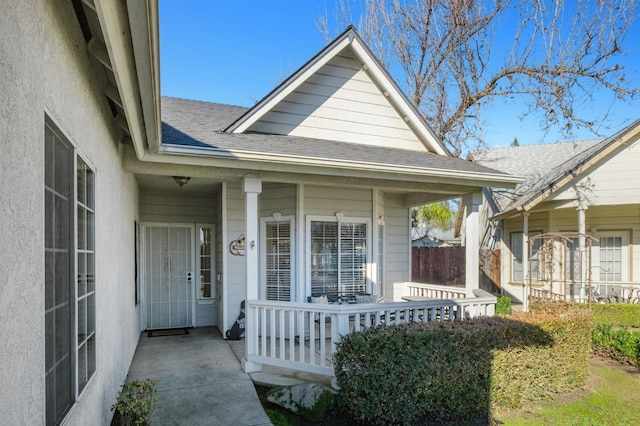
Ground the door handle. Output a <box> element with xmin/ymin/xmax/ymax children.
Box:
<box><xmin>187</xmin><ymin>272</ymin><xmax>192</xmax><ymax>282</ymax></box>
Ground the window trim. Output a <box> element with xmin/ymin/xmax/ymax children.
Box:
<box><xmin>44</xmin><ymin>118</ymin><xmax>97</xmax><ymax>425</ymax></box>
<box><xmin>592</xmin><ymin>231</ymin><xmax>629</xmax><ymax>282</ymax></box>
<box><xmin>377</xmin><ymin>221</ymin><xmax>385</xmax><ymax>298</ymax></box>
<box><xmin>260</xmin><ymin>215</ymin><xmax>295</xmax><ymax>301</ymax></box>
<box><xmin>196</xmin><ymin>223</ymin><xmax>215</xmax><ymax>300</ymax></box>
<box><xmin>510</xmin><ymin>230</ymin><xmax>543</xmax><ymax>283</ymax></box>
<box><xmin>305</xmin><ymin>215</ymin><xmax>372</xmax><ymax>298</ymax></box>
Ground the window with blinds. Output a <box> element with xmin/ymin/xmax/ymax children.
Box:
<box><xmin>310</xmin><ymin>221</ymin><xmax>367</xmax><ymax>298</ymax></box>
<box><xmin>265</xmin><ymin>221</ymin><xmax>291</xmax><ymax>301</ymax></box>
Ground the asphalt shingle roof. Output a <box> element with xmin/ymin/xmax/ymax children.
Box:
<box><xmin>471</xmin><ymin>139</ymin><xmax>605</xmax><ymax>212</ymax></box>
<box><xmin>161</xmin><ymin>96</ymin><xmax>512</xmax><ymax>177</ymax></box>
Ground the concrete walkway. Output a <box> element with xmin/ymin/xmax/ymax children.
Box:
<box><xmin>125</xmin><ymin>327</ymin><xmax>272</xmax><ymax>426</ymax></box>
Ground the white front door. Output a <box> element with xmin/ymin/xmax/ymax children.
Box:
<box><xmin>143</xmin><ymin>224</ymin><xmax>194</xmax><ymax>329</ymax></box>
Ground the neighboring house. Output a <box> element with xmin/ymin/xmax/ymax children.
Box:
<box><xmin>411</xmin><ymin>227</ymin><xmax>460</xmax><ymax>247</ymax></box>
<box><xmin>1</xmin><ymin>1</ymin><xmax>520</xmax><ymax>424</ymax></box>
<box><xmin>470</xmin><ymin>122</ymin><xmax>640</xmax><ymax>306</ymax></box>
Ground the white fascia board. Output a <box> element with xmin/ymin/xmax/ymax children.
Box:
<box><xmin>349</xmin><ymin>39</ymin><xmax>448</xmax><ymax>156</ymax></box>
<box><xmin>127</xmin><ymin>0</ymin><xmax>161</xmax><ymax>155</ymax></box>
<box><xmin>155</xmin><ymin>144</ymin><xmax>523</xmax><ymax>187</ymax></box>
<box><xmin>227</xmin><ymin>37</ymin><xmax>352</xmax><ymax>134</ymax></box>
<box><xmin>94</xmin><ymin>0</ymin><xmax>148</xmax><ymax>160</ymax></box>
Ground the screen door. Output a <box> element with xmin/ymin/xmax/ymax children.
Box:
<box><xmin>144</xmin><ymin>224</ymin><xmax>194</xmax><ymax>329</ymax></box>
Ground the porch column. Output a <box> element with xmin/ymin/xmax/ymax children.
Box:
<box><xmin>522</xmin><ymin>212</ymin><xmax>530</xmax><ymax>312</ymax></box>
<box><xmin>243</xmin><ymin>175</ymin><xmax>262</xmax><ymax>374</ymax></box>
<box><xmin>577</xmin><ymin>203</ymin><xmax>587</xmax><ymax>302</ymax></box>
<box><xmin>463</xmin><ymin>192</ymin><xmax>482</xmax><ymax>291</ymax></box>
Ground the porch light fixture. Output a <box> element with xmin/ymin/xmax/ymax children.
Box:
<box><xmin>335</xmin><ymin>212</ymin><xmax>344</xmax><ymax>221</ymax></box>
<box><xmin>172</xmin><ymin>176</ymin><xmax>190</xmax><ymax>187</ymax></box>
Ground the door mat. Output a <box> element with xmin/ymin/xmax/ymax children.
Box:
<box><xmin>147</xmin><ymin>328</ymin><xmax>190</xmax><ymax>337</ymax></box>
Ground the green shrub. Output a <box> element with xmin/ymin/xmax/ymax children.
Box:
<box><xmin>111</xmin><ymin>379</ymin><xmax>159</xmax><ymax>426</ymax></box>
<box><xmin>495</xmin><ymin>294</ymin><xmax>512</xmax><ymax>315</ymax></box>
<box><xmin>333</xmin><ymin>303</ymin><xmax>591</xmax><ymax>425</ymax></box>
<box><xmin>590</xmin><ymin>303</ymin><xmax>640</xmax><ymax>327</ymax></box>
<box><xmin>592</xmin><ymin>323</ymin><xmax>640</xmax><ymax>367</ymax></box>
<box><xmin>493</xmin><ymin>302</ymin><xmax>592</xmax><ymax>408</ymax></box>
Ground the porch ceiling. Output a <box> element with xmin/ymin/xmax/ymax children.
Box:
<box><xmin>135</xmin><ymin>174</ymin><xmax>221</xmax><ymax>196</ymax></box>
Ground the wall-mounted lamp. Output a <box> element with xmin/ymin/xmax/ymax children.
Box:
<box><xmin>335</xmin><ymin>211</ymin><xmax>344</xmax><ymax>221</ymax></box>
<box><xmin>173</xmin><ymin>176</ymin><xmax>191</xmax><ymax>187</ymax></box>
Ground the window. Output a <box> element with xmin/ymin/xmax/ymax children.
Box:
<box><xmin>197</xmin><ymin>224</ymin><xmax>214</xmax><ymax>299</ymax></box>
<box><xmin>597</xmin><ymin>235</ymin><xmax>625</xmax><ymax>281</ymax></box>
<box><xmin>262</xmin><ymin>218</ymin><xmax>293</xmax><ymax>301</ymax></box>
<box><xmin>511</xmin><ymin>232</ymin><xmax>541</xmax><ymax>282</ymax></box>
<box><xmin>309</xmin><ymin>218</ymin><xmax>368</xmax><ymax>298</ymax></box>
<box><xmin>564</xmin><ymin>237</ymin><xmax>581</xmax><ymax>282</ymax></box>
<box><xmin>76</xmin><ymin>157</ymin><xmax>95</xmax><ymax>393</ymax></box>
<box><xmin>45</xmin><ymin>121</ymin><xmax>95</xmax><ymax>425</ymax></box>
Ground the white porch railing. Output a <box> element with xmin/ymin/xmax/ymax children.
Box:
<box><xmin>402</xmin><ymin>282</ymin><xmax>470</xmax><ymax>299</ymax></box>
<box><xmin>244</xmin><ymin>285</ymin><xmax>496</xmax><ymax>377</ymax></box>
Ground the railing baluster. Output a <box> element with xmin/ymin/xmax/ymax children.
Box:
<box><xmin>245</xmin><ymin>289</ymin><xmax>496</xmax><ymax>377</ymax></box>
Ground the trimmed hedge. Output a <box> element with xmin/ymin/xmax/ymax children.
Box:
<box><xmin>333</xmin><ymin>302</ymin><xmax>591</xmax><ymax>425</ymax></box>
<box><xmin>493</xmin><ymin>301</ymin><xmax>592</xmax><ymax>408</ymax></box>
<box><xmin>590</xmin><ymin>303</ymin><xmax>640</xmax><ymax>327</ymax></box>
<box><xmin>592</xmin><ymin>323</ymin><xmax>640</xmax><ymax>367</ymax></box>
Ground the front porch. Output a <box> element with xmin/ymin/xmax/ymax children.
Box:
<box><xmin>241</xmin><ymin>282</ymin><xmax>497</xmax><ymax>377</ymax></box>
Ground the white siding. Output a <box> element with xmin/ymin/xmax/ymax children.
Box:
<box><xmin>247</xmin><ymin>49</ymin><xmax>428</xmax><ymax>152</ymax></box>
<box><xmin>549</xmin><ymin>205</ymin><xmax>640</xmax><ymax>282</ymax></box>
<box><xmin>304</xmin><ymin>185</ymin><xmax>372</xmax><ymax>217</ymax></box>
<box><xmin>548</xmin><ymin>138</ymin><xmax>640</xmax><ymax>205</ymax></box>
<box><xmin>373</xmin><ymin>190</ymin><xmax>386</xmax><ymax>296</ymax></box>
<box><xmin>260</xmin><ymin>183</ymin><xmax>297</xmax><ymax>218</ymax></box>
<box><xmin>139</xmin><ymin>193</ymin><xmax>215</xmax><ymax>223</ymax></box>
<box><xmin>215</xmin><ymin>188</ymin><xmax>225</xmax><ymax>329</ymax></box>
<box><xmin>384</xmin><ymin>193</ymin><xmax>411</xmax><ymax>295</ymax></box>
<box><xmin>224</xmin><ymin>181</ymin><xmax>247</xmax><ymax>332</ymax></box>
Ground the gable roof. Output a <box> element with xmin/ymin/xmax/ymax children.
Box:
<box><xmin>160</xmin><ymin>97</ymin><xmax>519</xmax><ymax>186</ymax></box>
<box><xmin>224</xmin><ymin>26</ymin><xmax>448</xmax><ymax>155</ymax></box>
<box><xmin>472</xmin><ymin>118</ymin><xmax>640</xmax><ymax>219</ymax></box>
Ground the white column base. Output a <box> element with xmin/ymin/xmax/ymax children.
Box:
<box><xmin>242</xmin><ymin>358</ymin><xmax>263</xmax><ymax>374</ymax></box>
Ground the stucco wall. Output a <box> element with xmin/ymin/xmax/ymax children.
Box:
<box><xmin>1</xmin><ymin>0</ymin><xmax>141</xmax><ymax>424</ymax></box>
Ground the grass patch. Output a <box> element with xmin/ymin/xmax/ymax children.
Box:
<box><xmin>494</xmin><ymin>357</ymin><xmax>640</xmax><ymax>425</ymax></box>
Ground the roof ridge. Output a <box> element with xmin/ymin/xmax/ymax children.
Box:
<box><xmin>161</xmin><ymin>95</ymin><xmax>248</xmax><ymax>109</ymax></box>
<box><xmin>478</xmin><ymin>138</ymin><xmax>602</xmax><ymax>153</ymax></box>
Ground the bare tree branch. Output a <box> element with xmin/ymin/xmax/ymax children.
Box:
<box><xmin>325</xmin><ymin>0</ymin><xmax>639</xmax><ymax>156</ymax></box>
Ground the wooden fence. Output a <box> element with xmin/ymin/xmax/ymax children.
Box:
<box><xmin>411</xmin><ymin>247</ymin><xmax>465</xmax><ymax>285</ymax></box>
<box><xmin>411</xmin><ymin>247</ymin><xmax>501</xmax><ymax>292</ymax></box>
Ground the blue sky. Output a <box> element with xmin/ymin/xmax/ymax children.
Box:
<box><xmin>159</xmin><ymin>1</ymin><xmax>640</xmax><ymax>148</ymax></box>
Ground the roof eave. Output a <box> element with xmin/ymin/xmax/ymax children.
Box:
<box><xmin>157</xmin><ymin>143</ymin><xmax>522</xmax><ymax>187</ymax></box>
<box><xmin>94</xmin><ymin>0</ymin><xmax>160</xmax><ymax>160</ymax></box>
<box><xmin>490</xmin><ymin>118</ymin><xmax>640</xmax><ymax>221</ymax></box>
